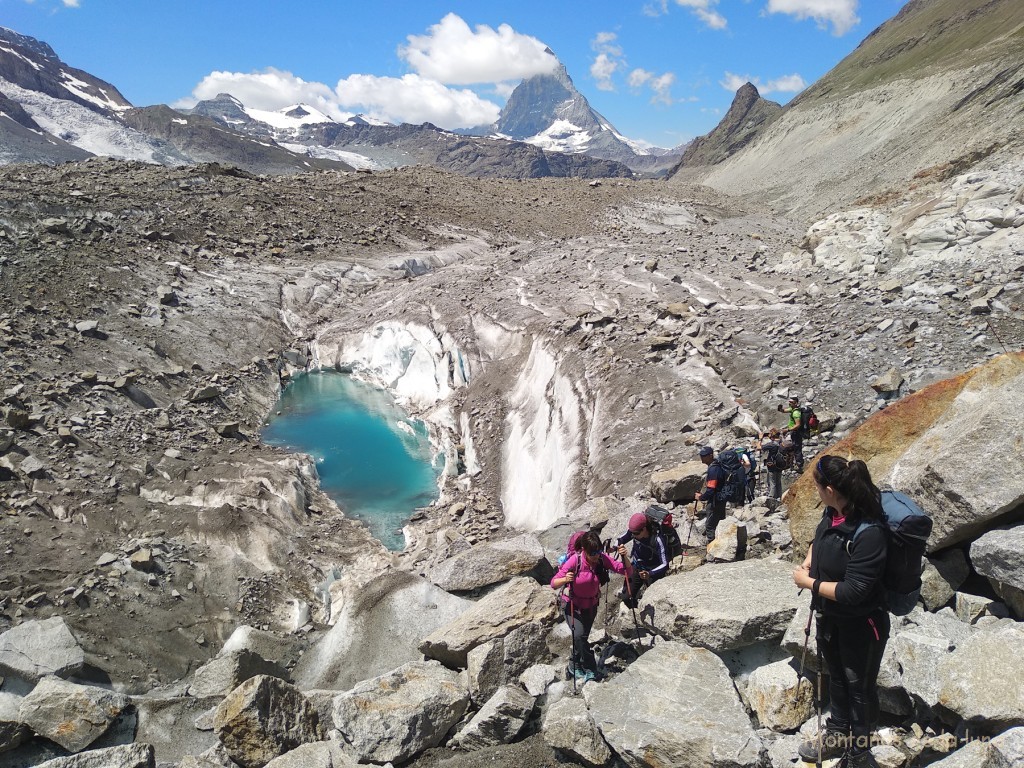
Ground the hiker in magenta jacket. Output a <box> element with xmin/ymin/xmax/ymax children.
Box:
<box><xmin>551</xmin><ymin>530</ymin><xmax>630</xmax><ymax>682</ymax></box>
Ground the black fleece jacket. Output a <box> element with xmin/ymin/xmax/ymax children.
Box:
<box><xmin>809</xmin><ymin>507</ymin><xmax>888</xmax><ymax>618</ymax></box>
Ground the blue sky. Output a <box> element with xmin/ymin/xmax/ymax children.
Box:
<box><xmin>2</xmin><ymin>0</ymin><xmax>908</xmax><ymax>148</ymax></box>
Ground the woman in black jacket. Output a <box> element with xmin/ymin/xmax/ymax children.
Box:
<box><xmin>792</xmin><ymin>456</ymin><xmax>888</xmax><ymax>768</ymax></box>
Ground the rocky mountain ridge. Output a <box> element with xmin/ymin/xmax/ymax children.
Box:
<box><xmin>0</xmin><ymin>29</ymin><xmax>636</xmax><ymax>180</ymax></box>
<box><xmin>668</xmin><ymin>81</ymin><xmax>781</xmax><ymax>171</ymax></box>
<box><xmin>682</xmin><ymin>0</ymin><xmax>1024</xmax><ymax>222</ymax></box>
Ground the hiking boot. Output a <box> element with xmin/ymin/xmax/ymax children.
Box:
<box><xmin>574</xmin><ymin>668</ymin><xmax>596</xmax><ymax>683</ymax></box>
<box><xmin>798</xmin><ymin>729</ymin><xmax>850</xmax><ymax>763</ymax></box>
<box><xmin>840</xmin><ymin>750</ymin><xmax>879</xmax><ymax>768</ymax></box>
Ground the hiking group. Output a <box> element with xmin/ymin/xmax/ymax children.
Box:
<box><xmin>550</xmin><ymin>396</ymin><xmax>931</xmax><ymax>768</ymax></box>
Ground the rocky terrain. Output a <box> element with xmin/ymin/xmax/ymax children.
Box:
<box><xmin>0</xmin><ymin>137</ymin><xmax>1022</xmax><ymax>767</ymax></box>
<box><xmin>1</xmin><ymin>1</ymin><xmax>1024</xmax><ymax>766</ymax></box>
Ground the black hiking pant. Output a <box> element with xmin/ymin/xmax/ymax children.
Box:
<box><xmin>791</xmin><ymin>431</ymin><xmax>805</xmax><ymax>471</ymax></box>
<box><xmin>818</xmin><ymin>609</ymin><xmax>890</xmax><ymax>750</ymax></box>
<box><xmin>703</xmin><ymin>499</ymin><xmax>727</xmax><ymax>541</ymax></box>
<box><xmin>620</xmin><ymin>568</ymin><xmax>662</xmax><ymax>608</ymax></box>
<box><xmin>564</xmin><ymin>602</ymin><xmax>598</xmax><ymax>674</ymax></box>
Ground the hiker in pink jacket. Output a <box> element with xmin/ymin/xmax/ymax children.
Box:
<box><xmin>551</xmin><ymin>530</ymin><xmax>630</xmax><ymax>682</ymax></box>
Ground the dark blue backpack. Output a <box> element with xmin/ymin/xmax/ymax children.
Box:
<box><xmin>714</xmin><ymin>450</ymin><xmax>746</xmax><ymax>505</ymax></box>
<box><xmin>850</xmin><ymin>490</ymin><xmax>932</xmax><ymax>615</ymax></box>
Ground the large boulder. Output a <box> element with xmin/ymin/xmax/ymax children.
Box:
<box><xmin>890</xmin><ymin>608</ymin><xmax>975</xmax><ymax>710</ymax></box>
<box><xmin>0</xmin><ymin>617</ymin><xmax>85</xmax><ymax>683</ymax></box>
<box><xmin>453</xmin><ymin>684</ymin><xmax>535</xmax><ymax>750</ymax></box>
<box><xmin>18</xmin><ymin>677</ymin><xmax>130</xmax><ymax>753</ymax></box>
<box><xmin>786</xmin><ymin>353</ymin><xmax>1024</xmax><ymax>552</ymax></box>
<box><xmin>745</xmin><ymin>659</ymin><xmax>813</xmax><ymax>731</ymax></box>
<box><xmin>542</xmin><ymin>696</ymin><xmax>612</xmax><ymax>767</ymax></box>
<box><xmin>213</xmin><ymin>675</ymin><xmax>322</xmax><ymax>768</ymax></box>
<box><xmin>0</xmin><ymin>691</ymin><xmax>28</xmax><ymax>754</ymax></box>
<box><xmin>649</xmin><ymin>461</ymin><xmax>706</xmax><ymax>503</ymax></box>
<box><xmin>295</xmin><ymin>571</ymin><xmax>471</xmax><ymax>690</ymax></box>
<box><xmin>132</xmin><ymin>694</ymin><xmax>221</xmax><ymax>763</ymax></box>
<box><xmin>429</xmin><ymin>533</ymin><xmax>552</xmax><ymax>592</ymax></box>
<box><xmin>643</xmin><ymin>558</ymin><xmax>804</xmax><ymax>650</ymax></box>
<box><xmin>262</xmin><ymin>741</ymin><xmax>357</xmax><ymax>768</ymax></box>
<box><xmin>970</xmin><ymin>525</ymin><xmax>1024</xmax><ymax>618</ymax></box>
<box><xmin>418</xmin><ymin>576</ymin><xmax>557</xmax><ymax>668</ymax></box>
<box><xmin>588</xmin><ymin>641</ymin><xmax>763</xmax><ymax>768</ymax></box>
<box><xmin>937</xmin><ymin>625</ymin><xmax>1024</xmax><ymax>729</ymax></box>
<box><xmin>466</xmin><ymin>621</ymin><xmax>549</xmax><ymax>703</ymax></box>
<box><xmin>920</xmin><ymin>549</ymin><xmax>970</xmax><ymax>612</ymax></box>
<box><xmin>190</xmin><ymin>649</ymin><xmax>289</xmax><ymax>698</ymax></box>
<box><xmin>34</xmin><ymin>744</ymin><xmax>155</xmax><ymax>768</ymax></box>
<box><xmin>331</xmin><ymin>660</ymin><xmax>470</xmax><ymax>764</ymax></box>
<box><xmin>927</xmin><ymin>726</ymin><xmax>1024</xmax><ymax>767</ymax></box>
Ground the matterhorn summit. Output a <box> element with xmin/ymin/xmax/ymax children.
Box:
<box><xmin>493</xmin><ymin>50</ymin><xmax>674</xmax><ymax>170</ymax></box>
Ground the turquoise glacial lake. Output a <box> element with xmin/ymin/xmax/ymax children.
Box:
<box><xmin>262</xmin><ymin>371</ymin><xmax>441</xmax><ymax>550</ymax></box>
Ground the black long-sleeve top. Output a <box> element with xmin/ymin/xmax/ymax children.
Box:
<box><xmin>809</xmin><ymin>506</ymin><xmax>888</xmax><ymax>617</ymax></box>
<box><xmin>615</xmin><ymin>529</ymin><xmax>669</xmax><ymax>578</ymax></box>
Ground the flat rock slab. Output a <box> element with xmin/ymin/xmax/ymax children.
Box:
<box><xmin>454</xmin><ymin>684</ymin><xmax>535</xmax><ymax>750</ymax></box>
<box><xmin>34</xmin><ymin>743</ymin><xmax>155</xmax><ymax>768</ymax></box>
<box><xmin>419</xmin><ymin>576</ymin><xmax>557</xmax><ymax>668</ymax></box>
<box><xmin>429</xmin><ymin>533</ymin><xmax>551</xmax><ymax>593</ymax></box>
<box><xmin>332</xmin><ymin>660</ymin><xmax>470</xmax><ymax>764</ymax></box>
<box><xmin>970</xmin><ymin>525</ymin><xmax>1024</xmax><ymax>618</ymax></box>
<box><xmin>643</xmin><ymin>558</ymin><xmax>804</xmax><ymax>650</ymax></box>
<box><xmin>588</xmin><ymin>640</ymin><xmax>763</xmax><ymax>768</ymax></box>
<box><xmin>937</xmin><ymin>625</ymin><xmax>1024</xmax><ymax>729</ymax></box>
<box><xmin>263</xmin><ymin>741</ymin><xmax>357</xmax><ymax>768</ymax></box>
<box><xmin>295</xmin><ymin>571</ymin><xmax>472</xmax><ymax>691</ymax></box>
<box><xmin>0</xmin><ymin>617</ymin><xmax>85</xmax><ymax>683</ymax></box>
<box><xmin>19</xmin><ymin>676</ymin><xmax>130</xmax><ymax>753</ymax></box>
<box><xmin>190</xmin><ymin>649</ymin><xmax>289</xmax><ymax>698</ymax></box>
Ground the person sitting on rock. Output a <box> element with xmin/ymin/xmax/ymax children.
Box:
<box><xmin>615</xmin><ymin>512</ymin><xmax>669</xmax><ymax>608</ymax></box>
<box><xmin>792</xmin><ymin>455</ymin><xmax>889</xmax><ymax>768</ymax></box>
<box><xmin>694</xmin><ymin>445</ymin><xmax>728</xmax><ymax>541</ymax></box>
<box><xmin>551</xmin><ymin>531</ymin><xmax>630</xmax><ymax>683</ymax></box>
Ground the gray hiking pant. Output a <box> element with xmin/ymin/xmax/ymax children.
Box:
<box><xmin>767</xmin><ymin>470</ymin><xmax>783</xmax><ymax>500</ymax></box>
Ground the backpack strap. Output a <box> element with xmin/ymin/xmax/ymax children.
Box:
<box><xmin>846</xmin><ymin>521</ymin><xmax>884</xmax><ymax>554</ymax></box>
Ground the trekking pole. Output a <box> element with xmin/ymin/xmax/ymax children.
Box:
<box><xmin>685</xmin><ymin>499</ymin><xmax>697</xmax><ymax>550</ymax></box>
<box><xmin>619</xmin><ymin>552</ymin><xmax>644</xmax><ymax>643</ymax></box>
<box><xmin>567</xmin><ymin>589</ymin><xmax>578</xmax><ymax>696</ymax></box>
<box><xmin>987</xmin><ymin>319</ymin><xmax>1009</xmax><ymax>354</ymax></box>
<box><xmin>812</xmin><ymin>609</ymin><xmax>824</xmax><ymax>768</ymax></box>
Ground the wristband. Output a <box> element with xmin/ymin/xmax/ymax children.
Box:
<box><xmin>812</xmin><ymin>579</ymin><xmax>821</xmax><ymax>597</ymax></box>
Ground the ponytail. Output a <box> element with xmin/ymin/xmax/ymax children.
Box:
<box><xmin>813</xmin><ymin>455</ymin><xmax>883</xmax><ymax>521</ymax></box>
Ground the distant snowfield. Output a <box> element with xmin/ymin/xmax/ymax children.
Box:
<box><xmin>279</xmin><ymin>143</ymin><xmax>382</xmax><ymax>171</ymax></box>
<box><xmin>245</xmin><ymin>103</ymin><xmax>335</xmax><ymax>130</ymax></box>
<box><xmin>0</xmin><ymin>77</ymin><xmax>184</xmax><ymax>164</ymax></box>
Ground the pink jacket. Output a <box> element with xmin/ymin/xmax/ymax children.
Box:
<box><xmin>551</xmin><ymin>552</ymin><xmax>627</xmax><ymax>610</ymax></box>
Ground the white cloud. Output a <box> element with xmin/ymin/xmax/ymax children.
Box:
<box><xmin>720</xmin><ymin>71</ymin><xmax>808</xmax><ymax>94</ymax></box>
<box><xmin>63</xmin><ymin>0</ymin><xmax>80</xmax><ymax>6</ymax></box>
<box><xmin>181</xmin><ymin>68</ymin><xmax>344</xmax><ymax>117</ymax></box>
<box><xmin>643</xmin><ymin>0</ymin><xmax>669</xmax><ymax>17</ymax></box>
<box><xmin>178</xmin><ymin>67</ymin><xmax>501</xmax><ymax>130</ymax></box>
<box><xmin>765</xmin><ymin>0</ymin><xmax>860</xmax><ymax>36</ymax></box>
<box><xmin>591</xmin><ymin>54</ymin><xmax>620</xmax><ymax>91</ymax></box>
<box><xmin>399</xmin><ymin>13</ymin><xmax>558</xmax><ymax>85</ymax></box>
<box><xmin>629</xmin><ymin>68</ymin><xmax>676</xmax><ymax>105</ymax></box>
<box><xmin>334</xmin><ymin>74</ymin><xmax>500</xmax><ymax>128</ymax></box>
<box><xmin>675</xmin><ymin>0</ymin><xmax>728</xmax><ymax>29</ymax></box>
<box><xmin>590</xmin><ymin>31</ymin><xmax>626</xmax><ymax>91</ymax></box>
